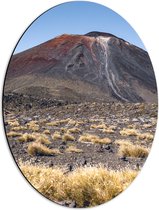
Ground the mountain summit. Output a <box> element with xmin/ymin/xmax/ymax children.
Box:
<box><xmin>5</xmin><ymin>32</ymin><xmax>157</xmax><ymax>102</ymax></box>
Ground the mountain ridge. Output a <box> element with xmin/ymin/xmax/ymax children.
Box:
<box><xmin>5</xmin><ymin>31</ymin><xmax>157</xmax><ymax>103</ymax></box>
<box><xmin>14</xmin><ymin>31</ymin><xmax>146</xmax><ymax>55</ymax></box>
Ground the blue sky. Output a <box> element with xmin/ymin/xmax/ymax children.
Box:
<box><xmin>15</xmin><ymin>1</ymin><xmax>145</xmax><ymax>53</ymax></box>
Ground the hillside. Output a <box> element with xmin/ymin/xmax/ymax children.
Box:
<box><xmin>4</xmin><ymin>31</ymin><xmax>157</xmax><ymax>103</ymax></box>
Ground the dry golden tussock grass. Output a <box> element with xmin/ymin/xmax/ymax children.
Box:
<box><xmin>62</xmin><ymin>133</ymin><xmax>75</xmax><ymax>141</ymax></box>
<box><xmin>115</xmin><ymin>139</ymin><xmax>132</xmax><ymax>146</ymax></box>
<box><xmin>90</xmin><ymin>124</ymin><xmax>116</xmax><ymax>134</ymax></box>
<box><xmin>65</xmin><ymin>145</ymin><xmax>83</xmax><ymax>153</ymax></box>
<box><xmin>67</xmin><ymin>119</ymin><xmax>77</xmax><ymax>126</ymax></box>
<box><xmin>8</xmin><ymin>120</ymin><xmax>19</xmax><ymax>127</ymax></box>
<box><xmin>109</xmin><ymin>125</ymin><xmax>117</xmax><ymax>130</ymax></box>
<box><xmin>137</xmin><ymin>133</ymin><xmax>154</xmax><ymax>141</ymax></box>
<box><xmin>75</xmin><ymin>120</ymin><xmax>85</xmax><ymax>126</ymax></box>
<box><xmin>118</xmin><ymin>142</ymin><xmax>149</xmax><ymax>158</ymax></box>
<box><xmin>142</xmin><ymin>124</ymin><xmax>153</xmax><ymax>129</ymax></box>
<box><xmin>127</xmin><ymin>124</ymin><xmax>137</xmax><ymax>129</ymax></box>
<box><xmin>46</xmin><ymin>119</ymin><xmax>69</xmax><ymax>127</ymax></box>
<box><xmin>7</xmin><ymin>131</ymin><xmax>22</xmax><ymax>137</ymax></box>
<box><xmin>35</xmin><ymin>134</ymin><xmax>51</xmax><ymax>144</ymax></box>
<box><xmin>79</xmin><ymin>134</ymin><xmax>111</xmax><ymax>144</ymax></box>
<box><xmin>102</xmin><ymin>128</ymin><xmax>114</xmax><ymax>134</ymax></box>
<box><xmin>120</xmin><ymin>128</ymin><xmax>154</xmax><ymax>142</ymax></box>
<box><xmin>90</xmin><ymin>123</ymin><xmax>106</xmax><ymax>130</ymax></box>
<box><xmin>67</xmin><ymin>127</ymin><xmax>81</xmax><ymax>134</ymax></box>
<box><xmin>20</xmin><ymin>162</ymin><xmax>138</xmax><ymax>207</ymax></box>
<box><xmin>43</xmin><ymin>129</ymin><xmax>50</xmax><ymax>135</ymax></box>
<box><xmin>46</xmin><ymin>121</ymin><xmax>60</xmax><ymax>126</ymax></box>
<box><xmin>11</xmin><ymin>126</ymin><xmax>27</xmax><ymax>131</ymax></box>
<box><xmin>52</xmin><ymin>131</ymin><xmax>61</xmax><ymax>140</ymax></box>
<box><xmin>27</xmin><ymin>142</ymin><xmax>60</xmax><ymax>156</ymax></box>
<box><xmin>89</xmin><ymin>118</ymin><xmax>102</xmax><ymax>123</ymax></box>
<box><xmin>38</xmin><ymin>119</ymin><xmax>47</xmax><ymax>124</ymax></box>
<box><xmin>27</xmin><ymin>121</ymin><xmax>39</xmax><ymax>131</ymax></box>
<box><xmin>18</xmin><ymin>133</ymin><xmax>37</xmax><ymax>142</ymax></box>
<box><xmin>59</xmin><ymin>119</ymin><xmax>70</xmax><ymax>124</ymax></box>
<box><xmin>120</xmin><ymin>128</ymin><xmax>139</xmax><ymax>136</ymax></box>
<box><xmin>26</xmin><ymin>121</ymin><xmax>37</xmax><ymax>126</ymax></box>
<box><xmin>18</xmin><ymin>133</ymin><xmax>51</xmax><ymax>144</ymax></box>
<box><xmin>60</xmin><ymin>127</ymin><xmax>67</xmax><ymax>133</ymax></box>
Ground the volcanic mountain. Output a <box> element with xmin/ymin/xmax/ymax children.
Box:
<box><xmin>4</xmin><ymin>31</ymin><xmax>157</xmax><ymax>103</ymax></box>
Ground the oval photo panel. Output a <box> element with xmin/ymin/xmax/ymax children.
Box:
<box><xmin>3</xmin><ymin>1</ymin><xmax>158</xmax><ymax>208</ymax></box>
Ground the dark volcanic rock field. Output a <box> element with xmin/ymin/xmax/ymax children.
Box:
<box><xmin>4</xmin><ymin>98</ymin><xmax>157</xmax><ymax>171</ymax></box>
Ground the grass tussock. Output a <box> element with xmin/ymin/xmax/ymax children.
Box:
<box><xmin>120</xmin><ymin>128</ymin><xmax>154</xmax><ymax>142</ymax></box>
<box><xmin>59</xmin><ymin>119</ymin><xmax>70</xmax><ymax>124</ymax></box>
<box><xmin>90</xmin><ymin>123</ymin><xmax>106</xmax><ymax>130</ymax></box>
<box><xmin>137</xmin><ymin>133</ymin><xmax>154</xmax><ymax>141</ymax></box>
<box><xmin>8</xmin><ymin>120</ymin><xmax>19</xmax><ymax>127</ymax></box>
<box><xmin>75</xmin><ymin>120</ymin><xmax>85</xmax><ymax>126</ymax></box>
<box><xmin>142</xmin><ymin>124</ymin><xmax>153</xmax><ymax>129</ymax></box>
<box><xmin>18</xmin><ymin>133</ymin><xmax>37</xmax><ymax>142</ymax></box>
<box><xmin>67</xmin><ymin>119</ymin><xmax>77</xmax><ymax>126</ymax></box>
<box><xmin>120</xmin><ymin>128</ymin><xmax>139</xmax><ymax>136</ymax></box>
<box><xmin>62</xmin><ymin>133</ymin><xmax>75</xmax><ymax>141</ymax></box>
<box><xmin>89</xmin><ymin>118</ymin><xmax>102</xmax><ymax>123</ymax></box>
<box><xmin>35</xmin><ymin>134</ymin><xmax>51</xmax><ymax>144</ymax></box>
<box><xmin>65</xmin><ymin>145</ymin><xmax>83</xmax><ymax>153</ymax></box>
<box><xmin>109</xmin><ymin>125</ymin><xmax>117</xmax><ymax>130</ymax></box>
<box><xmin>27</xmin><ymin>142</ymin><xmax>60</xmax><ymax>156</ymax></box>
<box><xmin>43</xmin><ymin>129</ymin><xmax>51</xmax><ymax>135</ymax></box>
<box><xmin>90</xmin><ymin>124</ymin><xmax>116</xmax><ymax>134</ymax></box>
<box><xmin>79</xmin><ymin>134</ymin><xmax>111</xmax><ymax>144</ymax></box>
<box><xmin>18</xmin><ymin>133</ymin><xmax>51</xmax><ymax>144</ymax></box>
<box><xmin>52</xmin><ymin>131</ymin><xmax>61</xmax><ymax>140</ymax></box>
<box><xmin>46</xmin><ymin>119</ymin><xmax>69</xmax><ymax>127</ymax></box>
<box><xmin>11</xmin><ymin>126</ymin><xmax>27</xmax><ymax>131</ymax></box>
<box><xmin>102</xmin><ymin>128</ymin><xmax>114</xmax><ymax>134</ymax></box>
<box><xmin>46</xmin><ymin>121</ymin><xmax>61</xmax><ymax>126</ymax></box>
<box><xmin>118</xmin><ymin>142</ymin><xmax>149</xmax><ymax>158</ymax></box>
<box><xmin>38</xmin><ymin>119</ymin><xmax>47</xmax><ymax>124</ymax></box>
<box><xmin>127</xmin><ymin>124</ymin><xmax>137</xmax><ymax>129</ymax></box>
<box><xmin>67</xmin><ymin>127</ymin><xmax>81</xmax><ymax>134</ymax></box>
<box><xmin>7</xmin><ymin>131</ymin><xmax>22</xmax><ymax>137</ymax></box>
<box><xmin>27</xmin><ymin>121</ymin><xmax>39</xmax><ymax>131</ymax></box>
<box><xmin>20</xmin><ymin>162</ymin><xmax>138</xmax><ymax>207</ymax></box>
<box><xmin>115</xmin><ymin>139</ymin><xmax>132</xmax><ymax>146</ymax></box>
<box><xmin>60</xmin><ymin>127</ymin><xmax>67</xmax><ymax>133</ymax></box>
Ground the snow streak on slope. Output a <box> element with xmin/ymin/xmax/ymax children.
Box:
<box><xmin>97</xmin><ymin>37</ymin><xmax>128</xmax><ymax>102</ymax></box>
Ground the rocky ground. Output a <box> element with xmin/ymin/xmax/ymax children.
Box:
<box><xmin>3</xmin><ymin>93</ymin><xmax>157</xmax><ymax>172</ymax></box>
